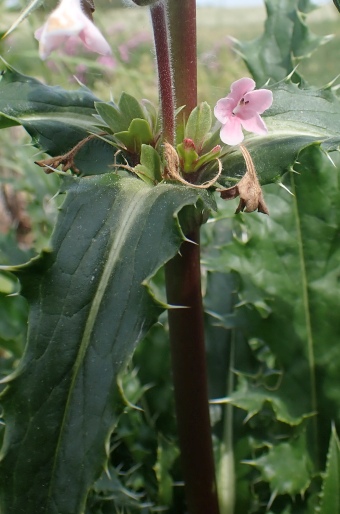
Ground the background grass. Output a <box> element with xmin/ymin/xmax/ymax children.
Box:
<box><xmin>1</xmin><ymin>2</ymin><xmax>339</xmax><ymax>104</ymax></box>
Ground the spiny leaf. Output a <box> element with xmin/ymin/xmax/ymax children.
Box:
<box><xmin>0</xmin><ymin>62</ymin><xmax>101</xmax><ymax>155</ymax></box>
<box><xmin>248</xmin><ymin>433</ymin><xmax>313</xmax><ymax>497</ymax></box>
<box><xmin>205</xmin><ymin>144</ymin><xmax>340</xmax><ymax>453</ymax></box>
<box><xmin>0</xmin><ymin>174</ymin><xmax>215</xmax><ymax>514</ymax></box>
<box><xmin>319</xmin><ymin>425</ymin><xmax>340</xmax><ymax>514</ymax></box>
<box><xmin>234</xmin><ymin>0</ymin><xmax>330</xmax><ymax>85</ymax></box>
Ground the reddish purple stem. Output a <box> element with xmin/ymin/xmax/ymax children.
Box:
<box><xmin>150</xmin><ymin>2</ymin><xmax>175</xmax><ymax>143</ymax></box>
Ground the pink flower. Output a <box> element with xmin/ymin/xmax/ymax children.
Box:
<box><xmin>97</xmin><ymin>55</ymin><xmax>117</xmax><ymax>70</ymax></box>
<box><xmin>35</xmin><ymin>0</ymin><xmax>111</xmax><ymax>60</ymax></box>
<box><xmin>214</xmin><ymin>77</ymin><xmax>273</xmax><ymax>146</ymax></box>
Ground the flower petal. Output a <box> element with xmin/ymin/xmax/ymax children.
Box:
<box><xmin>36</xmin><ymin>24</ymin><xmax>70</xmax><ymax>59</ymax></box>
<box><xmin>36</xmin><ymin>0</ymin><xmax>111</xmax><ymax>59</ymax></box>
<box><xmin>214</xmin><ymin>98</ymin><xmax>235</xmax><ymax>124</ymax></box>
<box><xmin>80</xmin><ymin>17</ymin><xmax>112</xmax><ymax>55</ymax></box>
<box><xmin>243</xmin><ymin>89</ymin><xmax>273</xmax><ymax>114</ymax></box>
<box><xmin>229</xmin><ymin>77</ymin><xmax>255</xmax><ymax>103</ymax></box>
<box><xmin>240</xmin><ymin>112</ymin><xmax>268</xmax><ymax>135</ymax></box>
<box><xmin>220</xmin><ymin>116</ymin><xmax>244</xmax><ymax>146</ymax></box>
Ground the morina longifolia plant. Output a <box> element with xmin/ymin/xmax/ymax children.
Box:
<box><xmin>1</xmin><ymin>0</ymin><xmax>340</xmax><ymax>513</ymax></box>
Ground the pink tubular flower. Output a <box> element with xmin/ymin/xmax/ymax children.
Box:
<box><xmin>214</xmin><ymin>77</ymin><xmax>273</xmax><ymax>146</ymax></box>
<box><xmin>35</xmin><ymin>0</ymin><xmax>111</xmax><ymax>60</ymax></box>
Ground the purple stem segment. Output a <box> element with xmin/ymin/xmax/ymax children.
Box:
<box><xmin>168</xmin><ymin>0</ymin><xmax>197</xmax><ymax>140</ymax></box>
<box><xmin>150</xmin><ymin>1</ymin><xmax>175</xmax><ymax>143</ymax></box>
<box><xmin>165</xmin><ymin>228</ymin><xmax>220</xmax><ymax>514</ymax></box>
<box><xmin>150</xmin><ymin>1</ymin><xmax>220</xmax><ymax>512</ymax></box>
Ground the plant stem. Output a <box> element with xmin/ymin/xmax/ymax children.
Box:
<box><xmin>167</xmin><ymin>0</ymin><xmax>197</xmax><ymax>115</ymax></box>
<box><xmin>151</xmin><ymin>1</ymin><xmax>219</xmax><ymax>511</ymax></box>
<box><xmin>167</xmin><ymin>0</ymin><xmax>197</xmax><ymax>141</ymax></box>
<box><xmin>165</xmin><ymin>228</ymin><xmax>220</xmax><ymax>514</ymax></box>
<box><xmin>150</xmin><ymin>1</ymin><xmax>175</xmax><ymax>143</ymax></box>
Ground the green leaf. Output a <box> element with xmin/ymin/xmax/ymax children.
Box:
<box><xmin>0</xmin><ymin>174</ymin><xmax>214</xmax><ymax>514</ymax></box>
<box><xmin>154</xmin><ymin>435</ymin><xmax>180</xmax><ymax>505</ymax></box>
<box><xmin>177</xmin><ymin>140</ymin><xmax>199</xmax><ymax>173</ymax></box>
<box><xmin>205</xmin><ymin>144</ymin><xmax>340</xmax><ymax>471</ymax></box>
<box><xmin>334</xmin><ymin>0</ymin><xmax>340</xmax><ymax>13</ymax></box>
<box><xmin>184</xmin><ymin>102</ymin><xmax>212</xmax><ymax>149</ymax></box>
<box><xmin>248</xmin><ymin>433</ymin><xmax>313</xmax><ymax>497</ymax></box>
<box><xmin>134</xmin><ymin>144</ymin><xmax>162</xmax><ymax>185</ymax></box>
<box><xmin>115</xmin><ymin>118</ymin><xmax>153</xmax><ymax>153</ymax></box>
<box><xmin>91</xmin><ymin>465</ymin><xmax>147</xmax><ymax>510</ymax></box>
<box><xmin>234</xmin><ymin>0</ymin><xmax>330</xmax><ymax>85</ymax></box>
<box><xmin>319</xmin><ymin>425</ymin><xmax>340</xmax><ymax>514</ymax></box>
<box><xmin>0</xmin><ymin>292</ymin><xmax>27</xmax><ymax>363</ymax></box>
<box><xmin>225</xmin><ymin>375</ymin><xmax>311</xmax><ymax>426</ymax></box>
<box><xmin>219</xmin><ymin>82</ymin><xmax>340</xmax><ymax>188</ymax></box>
<box><xmin>94</xmin><ymin>102</ymin><xmax>125</xmax><ymax>133</ymax></box>
<box><xmin>73</xmin><ymin>137</ymin><xmax>116</xmax><ymax>176</ymax></box>
<box><xmin>118</xmin><ymin>92</ymin><xmax>146</xmax><ymax>126</ymax></box>
<box><xmin>0</xmin><ymin>62</ymin><xmax>101</xmax><ymax>155</ymax></box>
<box><xmin>95</xmin><ymin>93</ymin><xmax>147</xmax><ymax>135</ymax></box>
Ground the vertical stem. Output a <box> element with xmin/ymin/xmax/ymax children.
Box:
<box><xmin>165</xmin><ymin>228</ymin><xmax>220</xmax><ymax>514</ymax></box>
<box><xmin>150</xmin><ymin>1</ymin><xmax>175</xmax><ymax>143</ymax></box>
<box><xmin>151</xmin><ymin>1</ymin><xmax>219</xmax><ymax>512</ymax></box>
<box><xmin>167</xmin><ymin>0</ymin><xmax>197</xmax><ymax>141</ymax></box>
<box><xmin>217</xmin><ymin>338</ymin><xmax>235</xmax><ymax>514</ymax></box>
<box><xmin>167</xmin><ymin>0</ymin><xmax>197</xmax><ymax>115</ymax></box>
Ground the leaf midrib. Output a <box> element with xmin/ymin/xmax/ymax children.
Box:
<box><xmin>46</xmin><ymin>180</ymin><xmax>151</xmax><ymax>503</ymax></box>
<box><xmin>290</xmin><ymin>170</ymin><xmax>318</xmax><ymax>450</ymax></box>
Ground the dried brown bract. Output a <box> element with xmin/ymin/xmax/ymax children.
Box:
<box><xmin>35</xmin><ymin>134</ymin><xmax>100</xmax><ymax>174</ymax></box>
<box><xmin>163</xmin><ymin>142</ymin><xmax>222</xmax><ymax>189</ymax></box>
<box><xmin>217</xmin><ymin>144</ymin><xmax>269</xmax><ymax>215</ymax></box>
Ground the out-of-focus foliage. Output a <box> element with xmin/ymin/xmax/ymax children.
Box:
<box><xmin>234</xmin><ymin>0</ymin><xmax>331</xmax><ymax>85</ymax></box>
<box><xmin>0</xmin><ymin>0</ymin><xmax>340</xmax><ymax>513</ymax></box>
<box><xmin>203</xmin><ymin>145</ymin><xmax>340</xmax><ymax>513</ymax></box>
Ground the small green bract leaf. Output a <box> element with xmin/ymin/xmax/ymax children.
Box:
<box><xmin>134</xmin><ymin>144</ymin><xmax>162</xmax><ymax>184</ymax></box>
<box><xmin>185</xmin><ymin>102</ymin><xmax>212</xmax><ymax>149</ymax></box>
<box><xmin>95</xmin><ymin>93</ymin><xmax>147</xmax><ymax>134</ymax></box>
<box><xmin>94</xmin><ymin>102</ymin><xmax>125</xmax><ymax>133</ymax></box>
<box><xmin>177</xmin><ymin>141</ymin><xmax>199</xmax><ymax>173</ymax></box>
<box><xmin>118</xmin><ymin>92</ymin><xmax>146</xmax><ymax>127</ymax></box>
<box><xmin>115</xmin><ymin>119</ymin><xmax>153</xmax><ymax>153</ymax></box>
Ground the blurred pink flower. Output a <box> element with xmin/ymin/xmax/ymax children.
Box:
<box><xmin>214</xmin><ymin>77</ymin><xmax>273</xmax><ymax>146</ymax></box>
<box><xmin>118</xmin><ymin>32</ymin><xmax>152</xmax><ymax>62</ymax></box>
<box><xmin>75</xmin><ymin>63</ymin><xmax>88</xmax><ymax>83</ymax></box>
<box><xmin>97</xmin><ymin>55</ymin><xmax>117</xmax><ymax>70</ymax></box>
<box><xmin>35</xmin><ymin>0</ymin><xmax>111</xmax><ymax>60</ymax></box>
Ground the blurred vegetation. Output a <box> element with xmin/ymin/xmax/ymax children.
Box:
<box><xmin>0</xmin><ymin>1</ymin><xmax>340</xmax><ymax>512</ymax></box>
